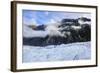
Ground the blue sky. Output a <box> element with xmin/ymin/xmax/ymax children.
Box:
<box><xmin>23</xmin><ymin>10</ymin><xmax>91</xmax><ymax>26</ymax></box>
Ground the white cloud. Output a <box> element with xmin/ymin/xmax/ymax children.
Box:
<box><xmin>24</xmin><ymin>18</ymin><xmax>40</xmax><ymax>26</ymax></box>
<box><xmin>49</xmin><ymin>19</ymin><xmax>56</xmax><ymax>23</ymax></box>
<box><xmin>45</xmin><ymin>23</ymin><xmax>65</xmax><ymax>37</ymax></box>
<box><xmin>23</xmin><ymin>25</ymin><xmax>48</xmax><ymax>38</ymax></box>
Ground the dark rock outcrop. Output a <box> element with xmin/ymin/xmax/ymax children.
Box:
<box><xmin>33</xmin><ymin>25</ymin><xmax>45</xmax><ymax>31</ymax></box>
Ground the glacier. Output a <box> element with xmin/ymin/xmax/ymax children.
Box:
<box><xmin>22</xmin><ymin>41</ymin><xmax>91</xmax><ymax>63</ymax></box>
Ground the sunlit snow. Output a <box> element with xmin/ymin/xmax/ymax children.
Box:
<box><xmin>22</xmin><ymin>42</ymin><xmax>91</xmax><ymax>63</ymax></box>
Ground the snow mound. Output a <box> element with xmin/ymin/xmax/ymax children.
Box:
<box><xmin>22</xmin><ymin>42</ymin><xmax>91</xmax><ymax>63</ymax></box>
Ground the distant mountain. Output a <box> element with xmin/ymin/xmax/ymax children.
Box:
<box><xmin>61</xmin><ymin>17</ymin><xmax>91</xmax><ymax>26</ymax></box>
<box><xmin>23</xmin><ymin>17</ymin><xmax>91</xmax><ymax>46</ymax></box>
<box><xmin>78</xmin><ymin>17</ymin><xmax>91</xmax><ymax>22</ymax></box>
<box><xmin>61</xmin><ymin>18</ymin><xmax>78</xmax><ymax>26</ymax></box>
<box><xmin>28</xmin><ymin>25</ymin><xmax>36</xmax><ymax>29</ymax></box>
<box><xmin>33</xmin><ymin>25</ymin><xmax>46</xmax><ymax>31</ymax></box>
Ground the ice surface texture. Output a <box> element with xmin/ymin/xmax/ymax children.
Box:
<box><xmin>22</xmin><ymin>42</ymin><xmax>91</xmax><ymax>63</ymax></box>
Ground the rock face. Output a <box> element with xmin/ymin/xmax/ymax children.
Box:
<box><xmin>78</xmin><ymin>24</ymin><xmax>91</xmax><ymax>41</ymax></box>
<box><xmin>23</xmin><ymin>17</ymin><xmax>91</xmax><ymax>46</ymax></box>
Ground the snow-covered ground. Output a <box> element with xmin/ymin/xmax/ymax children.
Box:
<box><xmin>22</xmin><ymin>42</ymin><xmax>91</xmax><ymax>63</ymax></box>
